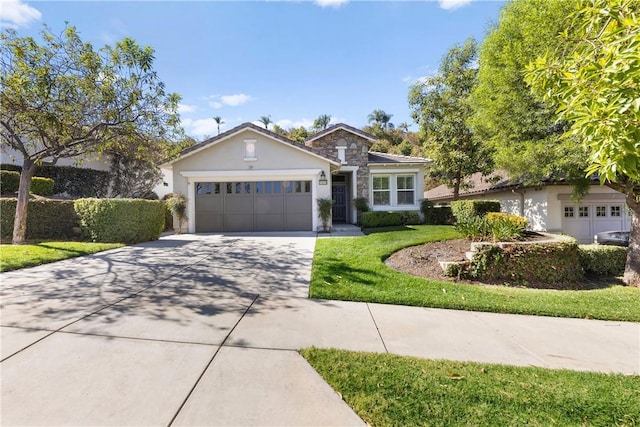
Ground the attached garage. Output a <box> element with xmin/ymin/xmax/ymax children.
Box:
<box><xmin>561</xmin><ymin>200</ymin><xmax>631</xmax><ymax>243</ymax></box>
<box><xmin>195</xmin><ymin>180</ymin><xmax>312</xmax><ymax>232</ymax></box>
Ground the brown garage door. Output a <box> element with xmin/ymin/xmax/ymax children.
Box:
<box><xmin>195</xmin><ymin>181</ymin><xmax>312</xmax><ymax>232</ymax></box>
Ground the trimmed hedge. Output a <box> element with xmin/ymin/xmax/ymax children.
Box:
<box><xmin>578</xmin><ymin>244</ymin><xmax>628</xmax><ymax>276</ymax></box>
<box><xmin>361</xmin><ymin>211</ymin><xmax>421</xmax><ymax>228</ymax></box>
<box><xmin>74</xmin><ymin>198</ymin><xmax>165</xmax><ymax>244</ymax></box>
<box><xmin>468</xmin><ymin>242</ymin><xmax>584</xmax><ymax>287</ymax></box>
<box><xmin>0</xmin><ymin>170</ymin><xmax>20</xmax><ymax>193</ymax></box>
<box><xmin>1</xmin><ymin>164</ymin><xmax>110</xmax><ymax>197</ymax></box>
<box><xmin>451</xmin><ymin>200</ymin><xmax>501</xmax><ymax>223</ymax></box>
<box><xmin>421</xmin><ymin>201</ymin><xmax>454</xmax><ymax>225</ymax></box>
<box><xmin>0</xmin><ymin>199</ymin><xmax>79</xmax><ymax>239</ymax></box>
<box><xmin>30</xmin><ymin>177</ymin><xmax>54</xmax><ymax>196</ymax></box>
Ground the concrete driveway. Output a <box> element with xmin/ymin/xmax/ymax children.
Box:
<box><xmin>1</xmin><ymin>233</ymin><xmax>639</xmax><ymax>426</ymax></box>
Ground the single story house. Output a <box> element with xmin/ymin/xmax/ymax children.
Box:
<box><xmin>161</xmin><ymin>122</ymin><xmax>431</xmax><ymax>233</ymax></box>
<box><xmin>424</xmin><ymin>171</ymin><xmax>632</xmax><ymax>243</ymax></box>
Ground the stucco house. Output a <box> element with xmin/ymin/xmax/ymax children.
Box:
<box><xmin>161</xmin><ymin>122</ymin><xmax>431</xmax><ymax>233</ymax></box>
<box><xmin>424</xmin><ymin>171</ymin><xmax>632</xmax><ymax>243</ymax></box>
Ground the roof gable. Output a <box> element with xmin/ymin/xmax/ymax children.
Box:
<box><xmin>163</xmin><ymin>122</ymin><xmax>339</xmax><ymax>167</ymax></box>
<box><xmin>305</xmin><ymin>123</ymin><xmax>376</xmax><ymax>144</ymax></box>
<box><xmin>368</xmin><ymin>151</ymin><xmax>432</xmax><ymax>165</ymax></box>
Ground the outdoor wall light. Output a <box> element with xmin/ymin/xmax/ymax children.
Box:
<box><xmin>319</xmin><ymin>170</ymin><xmax>328</xmax><ymax>185</ymax></box>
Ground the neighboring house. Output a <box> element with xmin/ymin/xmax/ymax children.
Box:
<box><xmin>424</xmin><ymin>171</ymin><xmax>632</xmax><ymax>243</ymax></box>
<box><xmin>161</xmin><ymin>122</ymin><xmax>431</xmax><ymax>233</ymax></box>
<box><xmin>0</xmin><ymin>146</ymin><xmax>111</xmax><ymax>172</ymax></box>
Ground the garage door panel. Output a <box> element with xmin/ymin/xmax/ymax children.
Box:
<box><xmin>285</xmin><ymin>213</ymin><xmax>312</xmax><ymax>231</ymax></box>
<box><xmin>196</xmin><ymin>197</ymin><xmax>223</xmax><ymax>214</ymax></box>
<box><xmin>255</xmin><ymin>196</ymin><xmax>284</xmax><ymax>214</ymax></box>
<box><xmin>195</xmin><ymin>214</ymin><xmax>223</xmax><ymax>233</ymax></box>
<box><xmin>256</xmin><ymin>214</ymin><xmax>285</xmax><ymax>231</ymax></box>
<box><xmin>285</xmin><ymin>194</ymin><xmax>312</xmax><ymax>214</ymax></box>
<box><xmin>224</xmin><ymin>214</ymin><xmax>254</xmax><ymax>232</ymax></box>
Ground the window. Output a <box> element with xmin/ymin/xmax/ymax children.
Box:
<box><xmin>205</xmin><ymin>183</ymin><xmax>212</xmax><ymax>195</ymax></box>
<box><xmin>564</xmin><ymin>207</ymin><xmax>574</xmax><ymax>218</ymax></box>
<box><xmin>611</xmin><ymin>206</ymin><xmax>621</xmax><ymax>217</ymax></box>
<box><xmin>244</xmin><ymin>139</ymin><xmax>257</xmax><ymax>160</ymax></box>
<box><xmin>196</xmin><ymin>183</ymin><xmax>203</xmax><ymax>195</ymax></box>
<box><xmin>596</xmin><ymin>206</ymin><xmax>606</xmax><ymax>217</ymax></box>
<box><xmin>578</xmin><ymin>206</ymin><xmax>589</xmax><ymax>217</ymax></box>
<box><xmin>396</xmin><ymin>175</ymin><xmax>415</xmax><ymax>205</ymax></box>
<box><xmin>373</xmin><ymin>176</ymin><xmax>391</xmax><ymax>206</ymax></box>
<box><xmin>336</xmin><ymin>146</ymin><xmax>347</xmax><ymax>164</ymax></box>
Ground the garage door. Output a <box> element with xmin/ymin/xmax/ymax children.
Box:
<box><xmin>561</xmin><ymin>202</ymin><xmax>631</xmax><ymax>243</ymax></box>
<box><xmin>195</xmin><ymin>181</ymin><xmax>312</xmax><ymax>232</ymax></box>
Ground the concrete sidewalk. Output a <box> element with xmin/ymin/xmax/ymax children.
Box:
<box><xmin>1</xmin><ymin>234</ymin><xmax>639</xmax><ymax>426</ymax></box>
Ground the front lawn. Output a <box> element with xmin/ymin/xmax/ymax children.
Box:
<box><xmin>309</xmin><ymin>225</ymin><xmax>640</xmax><ymax>322</ymax></box>
<box><xmin>301</xmin><ymin>348</ymin><xmax>640</xmax><ymax>427</ymax></box>
<box><xmin>0</xmin><ymin>241</ymin><xmax>123</xmax><ymax>272</ymax></box>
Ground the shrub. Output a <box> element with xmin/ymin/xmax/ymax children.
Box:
<box><xmin>455</xmin><ymin>216</ymin><xmax>489</xmax><ymax>240</ymax></box>
<box><xmin>421</xmin><ymin>201</ymin><xmax>454</xmax><ymax>225</ymax></box>
<box><xmin>485</xmin><ymin>212</ymin><xmax>527</xmax><ymax>241</ymax></box>
<box><xmin>353</xmin><ymin>197</ymin><xmax>370</xmax><ymax>213</ymax></box>
<box><xmin>450</xmin><ymin>200</ymin><xmax>501</xmax><ymax>223</ymax></box>
<box><xmin>74</xmin><ymin>198</ymin><xmax>165</xmax><ymax>244</ymax></box>
<box><xmin>578</xmin><ymin>245</ymin><xmax>628</xmax><ymax>276</ymax></box>
<box><xmin>468</xmin><ymin>241</ymin><xmax>584</xmax><ymax>287</ymax></box>
<box><xmin>30</xmin><ymin>177</ymin><xmax>55</xmax><ymax>196</ymax></box>
<box><xmin>0</xmin><ymin>171</ymin><xmax>20</xmax><ymax>193</ymax></box>
<box><xmin>1</xmin><ymin>164</ymin><xmax>110</xmax><ymax>197</ymax></box>
<box><xmin>361</xmin><ymin>211</ymin><xmax>420</xmax><ymax>228</ymax></box>
<box><xmin>1</xmin><ymin>199</ymin><xmax>79</xmax><ymax>239</ymax></box>
<box><xmin>166</xmin><ymin>194</ymin><xmax>188</xmax><ymax>232</ymax></box>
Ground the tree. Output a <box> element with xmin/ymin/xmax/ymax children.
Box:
<box><xmin>213</xmin><ymin>116</ymin><xmax>225</xmax><ymax>135</ymax></box>
<box><xmin>525</xmin><ymin>0</ymin><xmax>640</xmax><ymax>286</ymax></box>
<box><xmin>469</xmin><ymin>0</ymin><xmax>586</xmax><ymax>190</ymax></box>
<box><xmin>259</xmin><ymin>115</ymin><xmax>272</xmax><ymax>129</ymax></box>
<box><xmin>367</xmin><ymin>109</ymin><xmax>394</xmax><ymax>131</ymax></box>
<box><xmin>312</xmin><ymin>114</ymin><xmax>332</xmax><ymax>131</ymax></box>
<box><xmin>0</xmin><ymin>25</ymin><xmax>181</xmax><ymax>244</ymax></box>
<box><xmin>409</xmin><ymin>38</ymin><xmax>493</xmax><ymax>200</ymax></box>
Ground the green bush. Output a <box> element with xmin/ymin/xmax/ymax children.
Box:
<box><xmin>30</xmin><ymin>177</ymin><xmax>55</xmax><ymax>196</ymax></box>
<box><xmin>361</xmin><ymin>211</ymin><xmax>421</xmax><ymax>228</ymax></box>
<box><xmin>1</xmin><ymin>199</ymin><xmax>79</xmax><ymax>239</ymax></box>
<box><xmin>74</xmin><ymin>198</ymin><xmax>165</xmax><ymax>244</ymax></box>
<box><xmin>455</xmin><ymin>216</ymin><xmax>489</xmax><ymax>240</ymax></box>
<box><xmin>485</xmin><ymin>212</ymin><xmax>527</xmax><ymax>241</ymax></box>
<box><xmin>0</xmin><ymin>170</ymin><xmax>20</xmax><ymax>193</ymax></box>
<box><xmin>421</xmin><ymin>200</ymin><xmax>454</xmax><ymax>225</ymax></box>
<box><xmin>578</xmin><ymin>245</ymin><xmax>628</xmax><ymax>276</ymax></box>
<box><xmin>1</xmin><ymin>164</ymin><xmax>110</xmax><ymax>197</ymax></box>
<box><xmin>451</xmin><ymin>200</ymin><xmax>501</xmax><ymax>223</ymax></box>
<box><xmin>468</xmin><ymin>241</ymin><xmax>584</xmax><ymax>287</ymax></box>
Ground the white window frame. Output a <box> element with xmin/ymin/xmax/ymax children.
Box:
<box><xmin>370</xmin><ymin>172</ymin><xmax>418</xmax><ymax>209</ymax></box>
<box><xmin>244</xmin><ymin>139</ymin><xmax>257</xmax><ymax>161</ymax></box>
<box><xmin>372</xmin><ymin>175</ymin><xmax>391</xmax><ymax>206</ymax></box>
<box><xmin>396</xmin><ymin>175</ymin><xmax>415</xmax><ymax>206</ymax></box>
<box><xmin>336</xmin><ymin>146</ymin><xmax>347</xmax><ymax>164</ymax></box>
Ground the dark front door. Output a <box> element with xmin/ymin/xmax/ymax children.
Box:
<box><xmin>332</xmin><ymin>183</ymin><xmax>347</xmax><ymax>223</ymax></box>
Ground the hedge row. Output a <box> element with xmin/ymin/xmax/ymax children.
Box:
<box><xmin>361</xmin><ymin>211</ymin><xmax>421</xmax><ymax>228</ymax></box>
<box><xmin>0</xmin><ymin>199</ymin><xmax>79</xmax><ymax>240</ymax></box>
<box><xmin>421</xmin><ymin>201</ymin><xmax>454</xmax><ymax>225</ymax></box>
<box><xmin>450</xmin><ymin>200</ymin><xmax>501</xmax><ymax>223</ymax></box>
<box><xmin>578</xmin><ymin>244</ymin><xmax>628</xmax><ymax>276</ymax></box>
<box><xmin>74</xmin><ymin>198</ymin><xmax>165</xmax><ymax>244</ymax></box>
<box><xmin>1</xmin><ymin>164</ymin><xmax>110</xmax><ymax>197</ymax></box>
<box><xmin>0</xmin><ymin>171</ymin><xmax>54</xmax><ymax>196</ymax></box>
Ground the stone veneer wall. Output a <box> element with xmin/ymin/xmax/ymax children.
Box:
<box><xmin>307</xmin><ymin>129</ymin><xmax>371</xmax><ymax>199</ymax></box>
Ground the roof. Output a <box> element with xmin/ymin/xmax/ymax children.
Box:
<box><xmin>368</xmin><ymin>151</ymin><xmax>432</xmax><ymax>165</ymax></box>
<box><xmin>305</xmin><ymin>123</ymin><xmax>376</xmax><ymax>144</ymax></box>
<box><xmin>162</xmin><ymin>122</ymin><xmax>340</xmax><ymax>167</ymax></box>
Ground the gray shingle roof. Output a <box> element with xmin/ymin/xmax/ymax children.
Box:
<box><xmin>368</xmin><ymin>151</ymin><xmax>432</xmax><ymax>164</ymax></box>
<box><xmin>305</xmin><ymin>123</ymin><xmax>376</xmax><ymax>143</ymax></box>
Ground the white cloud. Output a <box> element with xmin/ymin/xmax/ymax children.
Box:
<box><xmin>182</xmin><ymin>118</ymin><xmax>220</xmax><ymax>137</ymax></box>
<box><xmin>178</xmin><ymin>104</ymin><xmax>197</xmax><ymax>114</ymax></box>
<box><xmin>313</xmin><ymin>0</ymin><xmax>348</xmax><ymax>8</ymax></box>
<box><xmin>275</xmin><ymin>118</ymin><xmax>315</xmax><ymax>129</ymax></box>
<box><xmin>207</xmin><ymin>93</ymin><xmax>252</xmax><ymax>109</ymax></box>
<box><xmin>0</xmin><ymin>0</ymin><xmax>41</xmax><ymax>28</ymax></box>
<box><xmin>209</xmin><ymin>101</ymin><xmax>223</xmax><ymax>109</ymax></box>
<box><xmin>439</xmin><ymin>0</ymin><xmax>473</xmax><ymax>11</ymax></box>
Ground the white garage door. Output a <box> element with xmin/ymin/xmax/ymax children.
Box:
<box><xmin>194</xmin><ymin>180</ymin><xmax>312</xmax><ymax>232</ymax></box>
<box><xmin>562</xmin><ymin>201</ymin><xmax>631</xmax><ymax>243</ymax></box>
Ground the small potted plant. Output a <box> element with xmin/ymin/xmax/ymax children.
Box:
<box><xmin>317</xmin><ymin>198</ymin><xmax>334</xmax><ymax>232</ymax></box>
<box><xmin>166</xmin><ymin>193</ymin><xmax>188</xmax><ymax>234</ymax></box>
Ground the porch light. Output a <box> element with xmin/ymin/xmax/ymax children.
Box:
<box><xmin>319</xmin><ymin>170</ymin><xmax>328</xmax><ymax>185</ymax></box>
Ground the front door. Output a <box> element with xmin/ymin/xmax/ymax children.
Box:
<box><xmin>332</xmin><ymin>183</ymin><xmax>347</xmax><ymax>223</ymax></box>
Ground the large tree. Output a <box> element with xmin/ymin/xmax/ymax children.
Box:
<box><xmin>526</xmin><ymin>0</ymin><xmax>640</xmax><ymax>286</ymax></box>
<box><xmin>367</xmin><ymin>109</ymin><xmax>394</xmax><ymax>131</ymax></box>
<box><xmin>1</xmin><ymin>25</ymin><xmax>180</xmax><ymax>244</ymax></box>
<box><xmin>409</xmin><ymin>38</ymin><xmax>493</xmax><ymax>200</ymax></box>
<box><xmin>469</xmin><ymin>0</ymin><xmax>586</xmax><ymax>190</ymax></box>
<box><xmin>312</xmin><ymin>114</ymin><xmax>332</xmax><ymax>131</ymax></box>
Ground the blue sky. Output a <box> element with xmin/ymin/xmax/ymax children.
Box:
<box><xmin>1</xmin><ymin>0</ymin><xmax>504</xmax><ymax>139</ymax></box>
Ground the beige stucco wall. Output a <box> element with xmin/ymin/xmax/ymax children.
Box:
<box><xmin>1</xmin><ymin>145</ymin><xmax>111</xmax><ymax>171</ymax></box>
<box><xmin>168</xmin><ymin>128</ymin><xmax>333</xmax><ymax>232</ymax></box>
<box><xmin>367</xmin><ymin>165</ymin><xmax>426</xmax><ymax>212</ymax></box>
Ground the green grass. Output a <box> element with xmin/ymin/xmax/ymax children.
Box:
<box><xmin>310</xmin><ymin>225</ymin><xmax>640</xmax><ymax>321</ymax></box>
<box><xmin>0</xmin><ymin>241</ymin><xmax>123</xmax><ymax>272</ymax></box>
<box><xmin>301</xmin><ymin>348</ymin><xmax>640</xmax><ymax>427</ymax></box>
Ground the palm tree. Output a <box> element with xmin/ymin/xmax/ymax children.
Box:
<box><xmin>213</xmin><ymin>116</ymin><xmax>225</xmax><ymax>135</ymax></box>
<box><xmin>313</xmin><ymin>114</ymin><xmax>332</xmax><ymax>131</ymax></box>
<box><xmin>398</xmin><ymin>122</ymin><xmax>411</xmax><ymax>134</ymax></box>
<box><xmin>259</xmin><ymin>115</ymin><xmax>272</xmax><ymax>130</ymax></box>
<box><xmin>367</xmin><ymin>109</ymin><xmax>394</xmax><ymax>131</ymax></box>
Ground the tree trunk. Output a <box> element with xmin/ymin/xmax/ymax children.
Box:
<box><xmin>452</xmin><ymin>169</ymin><xmax>461</xmax><ymax>201</ymax></box>
<box><xmin>623</xmin><ymin>194</ymin><xmax>640</xmax><ymax>287</ymax></box>
<box><xmin>12</xmin><ymin>158</ymin><xmax>36</xmax><ymax>245</ymax></box>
